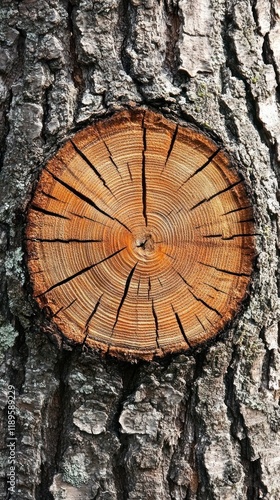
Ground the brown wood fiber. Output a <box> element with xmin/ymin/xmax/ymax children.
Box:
<box><xmin>26</xmin><ymin>109</ymin><xmax>255</xmax><ymax>360</ymax></box>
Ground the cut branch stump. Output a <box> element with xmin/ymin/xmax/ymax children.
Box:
<box><xmin>26</xmin><ymin>109</ymin><xmax>255</xmax><ymax>360</ymax></box>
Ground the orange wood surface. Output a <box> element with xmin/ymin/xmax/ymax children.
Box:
<box><xmin>26</xmin><ymin>109</ymin><xmax>255</xmax><ymax>360</ymax></box>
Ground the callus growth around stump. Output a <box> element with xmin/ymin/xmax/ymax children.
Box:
<box><xmin>26</xmin><ymin>109</ymin><xmax>255</xmax><ymax>360</ymax></box>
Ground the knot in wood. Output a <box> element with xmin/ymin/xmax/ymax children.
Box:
<box><xmin>26</xmin><ymin>108</ymin><xmax>255</xmax><ymax>361</ymax></box>
<box><xmin>134</xmin><ymin>231</ymin><xmax>155</xmax><ymax>258</ymax></box>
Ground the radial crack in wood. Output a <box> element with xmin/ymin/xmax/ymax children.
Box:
<box><xmin>26</xmin><ymin>108</ymin><xmax>255</xmax><ymax>360</ymax></box>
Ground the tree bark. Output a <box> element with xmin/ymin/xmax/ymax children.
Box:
<box><xmin>0</xmin><ymin>1</ymin><xmax>279</xmax><ymax>499</ymax></box>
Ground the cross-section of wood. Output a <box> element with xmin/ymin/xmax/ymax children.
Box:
<box><xmin>26</xmin><ymin>109</ymin><xmax>255</xmax><ymax>360</ymax></box>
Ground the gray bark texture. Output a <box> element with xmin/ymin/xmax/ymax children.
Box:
<box><xmin>0</xmin><ymin>0</ymin><xmax>280</xmax><ymax>498</ymax></box>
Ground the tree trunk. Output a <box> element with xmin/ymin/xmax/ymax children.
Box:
<box><xmin>0</xmin><ymin>0</ymin><xmax>279</xmax><ymax>499</ymax></box>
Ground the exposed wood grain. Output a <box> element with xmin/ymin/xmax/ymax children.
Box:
<box><xmin>26</xmin><ymin>109</ymin><xmax>255</xmax><ymax>360</ymax></box>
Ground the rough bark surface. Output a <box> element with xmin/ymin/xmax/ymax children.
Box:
<box><xmin>0</xmin><ymin>1</ymin><xmax>279</xmax><ymax>499</ymax></box>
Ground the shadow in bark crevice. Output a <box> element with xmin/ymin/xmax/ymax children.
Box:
<box><xmin>224</xmin><ymin>345</ymin><xmax>268</xmax><ymax>500</ymax></box>
<box><xmin>110</xmin><ymin>360</ymin><xmax>143</xmax><ymax>500</ymax></box>
<box><xmin>35</xmin><ymin>348</ymin><xmax>75</xmax><ymax>500</ymax></box>
<box><xmin>119</xmin><ymin>0</ymin><xmax>134</xmax><ymax>80</ymax></box>
<box><xmin>192</xmin><ymin>350</ymin><xmax>215</xmax><ymax>500</ymax></box>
